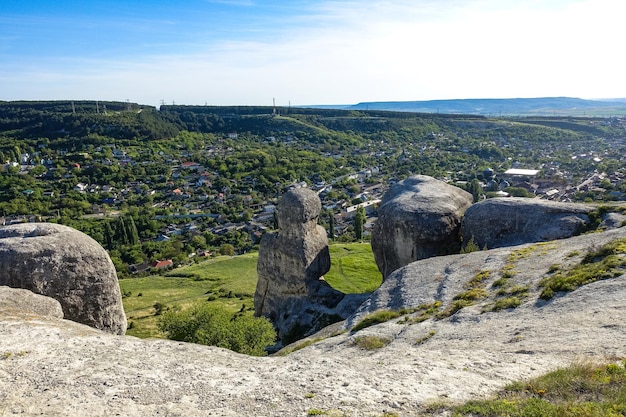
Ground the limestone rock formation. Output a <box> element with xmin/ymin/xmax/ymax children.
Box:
<box><xmin>600</xmin><ymin>212</ymin><xmax>626</xmax><ymax>230</ymax></box>
<box><xmin>348</xmin><ymin>225</ymin><xmax>626</xmax><ymax>329</ymax></box>
<box><xmin>461</xmin><ymin>197</ymin><xmax>595</xmax><ymax>249</ymax></box>
<box><xmin>2</xmin><ymin>227</ymin><xmax>626</xmax><ymax>416</ymax></box>
<box><xmin>0</xmin><ymin>286</ymin><xmax>64</xmax><ymax>319</ymax></box>
<box><xmin>371</xmin><ymin>175</ymin><xmax>473</xmax><ymax>278</ymax></box>
<box><xmin>0</xmin><ymin>223</ymin><xmax>126</xmax><ymax>334</ymax></box>
<box><xmin>255</xmin><ymin>188</ymin><xmax>362</xmax><ymax>344</ymax></box>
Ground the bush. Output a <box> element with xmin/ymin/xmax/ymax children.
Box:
<box><xmin>461</xmin><ymin>236</ymin><xmax>480</xmax><ymax>254</ymax></box>
<box><xmin>504</xmin><ymin>186</ymin><xmax>534</xmax><ymax>197</ymax></box>
<box><xmin>219</xmin><ymin>244</ymin><xmax>235</xmax><ymax>256</ymax></box>
<box><xmin>158</xmin><ymin>304</ymin><xmax>276</xmax><ymax>356</ymax></box>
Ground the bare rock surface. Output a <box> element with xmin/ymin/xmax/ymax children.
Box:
<box><xmin>0</xmin><ymin>223</ymin><xmax>126</xmax><ymax>334</ymax></box>
<box><xmin>461</xmin><ymin>197</ymin><xmax>596</xmax><ymax>249</ymax></box>
<box><xmin>254</xmin><ymin>188</ymin><xmax>353</xmax><ymax>344</ymax></box>
<box><xmin>2</xmin><ymin>227</ymin><xmax>625</xmax><ymax>416</ymax></box>
<box><xmin>372</xmin><ymin>175</ymin><xmax>473</xmax><ymax>278</ymax></box>
<box><xmin>0</xmin><ymin>286</ymin><xmax>63</xmax><ymax>319</ymax></box>
<box><xmin>600</xmin><ymin>212</ymin><xmax>626</xmax><ymax>230</ymax></box>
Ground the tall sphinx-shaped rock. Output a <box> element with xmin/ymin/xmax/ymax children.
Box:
<box><xmin>372</xmin><ymin>175</ymin><xmax>473</xmax><ymax>279</ymax></box>
<box><xmin>0</xmin><ymin>223</ymin><xmax>127</xmax><ymax>334</ymax></box>
<box><xmin>255</xmin><ymin>188</ymin><xmax>347</xmax><ymax>344</ymax></box>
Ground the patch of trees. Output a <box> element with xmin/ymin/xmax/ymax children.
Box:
<box><xmin>157</xmin><ymin>303</ymin><xmax>276</xmax><ymax>356</ymax></box>
<box><xmin>2</xmin><ymin>101</ymin><xmax>626</xmax><ymax>275</ymax></box>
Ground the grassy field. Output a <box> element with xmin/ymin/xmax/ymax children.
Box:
<box><xmin>325</xmin><ymin>243</ymin><xmax>382</xmax><ymax>293</ymax></box>
<box><xmin>120</xmin><ymin>243</ymin><xmax>381</xmax><ymax>338</ymax></box>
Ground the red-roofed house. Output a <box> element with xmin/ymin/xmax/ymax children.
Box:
<box><xmin>151</xmin><ymin>259</ymin><xmax>173</xmax><ymax>269</ymax></box>
<box><xmin>181</xmin><ymin>161</ymin><xmax>203</xmax><ymax>171</ymax></box>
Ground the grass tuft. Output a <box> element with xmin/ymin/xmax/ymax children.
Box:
<box><xmin>491</xmin><ymin>297</ymin><xmax>522</xmax><ymax>311</ymax></box>
<box><xmin>453</xmin><ymin>360</ymin><xmax>626</xmax><ymax>417</ymax></box>
<box><xmin>352</xmin><ymin>310</ymin><xmax>402</xmax><ymax>332</ymax></box>
<box><xmin>539</xmin><ymin>238</ymin><xmax>626</xmax><ymax>300</ymax></box>
<box><xmin>353</xmin><ymin>335</ymin><xmax>391</xmax><ymax>350</ymax></box>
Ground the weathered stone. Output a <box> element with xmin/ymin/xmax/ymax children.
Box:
<box><xmin>371</xmin><ymin>175</ymin><xmax>473</xmax><ymax>279</ymax></box>
<box><xmin>0</xmin><ymin>223</ymin><xmax>126</xmax><ymax>334</ymax></box>
<box><xmin>348</xmin><ymin>225</ymin><xmax>626</xmax><ymax>329</ymax></box>
<box><xmin>0</xmin><ymin>286</ymin><xmax>64</xmax><ymax>319</ymax></box>
<box><xmin>461</xmin><ymin>197</ymin><xmax>595</xmax><ymax>249</ymax></box>
<box><xmin>254</xmin><ymin>188</ymin><xmax>357</xmax><ymax>344</ymax></box>
<box><xmin>3</xmin><ymin>227</ymin><xmax>626</xmax><ymax>416</ymax></box>
<box><xmin>600</xmin><ymin>212</ymin><xmax>626</xmax><ymax>230</ymax></box>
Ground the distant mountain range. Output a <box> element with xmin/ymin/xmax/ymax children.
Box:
<box><xmin>310</xmin><ymin>97</ymin><xmax>626</xmax><ymax>116</ymax></box>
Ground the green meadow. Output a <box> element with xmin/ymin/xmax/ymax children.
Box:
<box><xmin>120</xmin><ymin>243</ymin><xmax>381</xmax><ymax>338</ymax></box>
<box><xmin>325</xmin><ymin>243</ymin><xmax>382</xmax><ymax>293</ymax></box>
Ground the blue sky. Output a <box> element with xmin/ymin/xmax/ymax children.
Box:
<box><xmin>1</xmin><ymin>0</ymin><xmax>625</xmax><ymax>106</ymax></box>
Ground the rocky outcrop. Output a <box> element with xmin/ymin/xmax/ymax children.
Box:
<box><xmin>255</xmin><ymin>188</ymin><xmax>364</xmax><ymax>344</ymax></box>
<box><xmin>2</xmin><ymin>227</ymin><xmax>626</xmax><ymax>416</ymax></box>
<box><xmin>349</xmin><ymin>224</ymin><xmax>626</xmax><ymax>327</ymax></box>
<box><xmin>461</xmin><ymin>198</ymin><xmax>595</xmax><ymax>249</ymax></box>
<box><xmin>0</xmin><ymin>223</ymin><xmax>126</xmax><ymax>334</ymax></box>
<box><xmin>371</xmin><ymin>175</ymin><xmax>473</xmax><ymax>278</ymax></box>
<box><xmin>600</xmin><ymin>212</ymin><xmax>626</xmax><ymax>230</ymax></box>
<box><xmin>0</xmin><ymin>286</ymin><xmax>64</xmax><ymax>319</ymax></box>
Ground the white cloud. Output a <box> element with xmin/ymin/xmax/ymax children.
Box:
<box><xmin>3</xmin><ymin>0</ymin><xmax>626</xmax><ymax>105</ymax></box>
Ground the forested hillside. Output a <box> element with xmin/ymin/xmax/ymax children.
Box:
<box><xmin>1</xmin><ymin>100</ymin><xmax>625</xmax><ymax>276</ymax></box>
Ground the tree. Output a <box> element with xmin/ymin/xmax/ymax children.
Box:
<box><xmin>504</xmin><ymin>187</ymin><xmax>534</xmax><ymax>198</ymax></box>
<box><xmin>328</xmin><ymin>212</ymin><xmax>335</xmax><ymax>240</ymax></box>
<box><xmin>126</xmin><ymin>215</ymin><xmax>140</xmax><ymax>245</ymax></box>
<box><xmin>29</xmin><ymin>165</ymin><xmax>47</xmax><ymax>177</ymax></box>
<box><xmin>158</xmin><ymin>304</ymin><xmax>276</xmax><ymax>356</ymax></box>
<box><xmin>116</xmin><ymin>216</ymin><xmax>129</xmax><ymax>245</ymax></box>
<box><xmin>103</xmin><ymin>221</ymin><xmax>115</xmax><ymax>249</ymax></box>
<box><xmin>354</xmin><ymin>206</ymin><xmax>365</xmax><ymax>241</ymax></box>
<box><xmin>466</xmin><ymin>178</ymin><xmax>482</xmax><ymax>202</ymax></box>
<box><xmin>219</xmin><ymin>243</ymin><xmax>235</xmax><ymax>256</ymax></box>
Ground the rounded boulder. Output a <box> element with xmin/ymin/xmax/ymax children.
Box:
<box><xmin>372</xmin><ymin>175</ymin><xmax>473</xmax><ymax>278</ymax></box>
<box><xmin>0</xmin><ymin>223</ymin><xmax>127</xmax><ymax>334</ymax></box>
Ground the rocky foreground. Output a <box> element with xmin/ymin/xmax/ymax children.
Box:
<box><xmin>2</xmin><ymin>227</ymin><xmax>626</xmax><ymax>416</ymax></box>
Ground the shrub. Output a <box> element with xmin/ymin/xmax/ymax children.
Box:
<box><xmin>219</xmin><ymin>244</ymin><xmax>235</xmax><ymax>256</ymax></box>
<box><xmin>158</xmin><ymin>304</ymin><xmax>276</xmax><ymax>356</ymax></box>
<box><xmin>153</xmin><ymin>302</ymin><xmax>166</xmax><ymax>315</ymax></box>
<box><xmin>461</xmin><ymin>236</ymin><xmax>480</xmax><ymax>254</ymax></box>
<box><xmin>504</xmin><ymin>186</ymin><xmax>534</xmax><ymax>198</ymax></box>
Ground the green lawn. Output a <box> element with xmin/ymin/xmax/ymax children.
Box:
<box><xmin>325</xmin><ymin>243</ymin><xmax>382</xmax><ymax>293</ymax></box>
<box><xmin>120</xmin><ymin>243</ymin><xmax>381</xmax><ymax>338</ymax></box>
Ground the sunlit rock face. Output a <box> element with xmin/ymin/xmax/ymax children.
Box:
<box><xmin>371</xmin><ymin>175</ymin><xmax>473</xmax><ymax>279</ymax></box>
<box><xmin>254</xmin><ymin>188</ymin><xmax>364</xmax><ymax>345</ymax></box>
<box><xmin>461</xmin><ymin>198</ymin><xmax>595</xmax><ymax>249</ymax></box>
<box><xmin>0</xmin><ymin>223</ymin><xmax>127</xmax><ymax>334</ymax></box>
